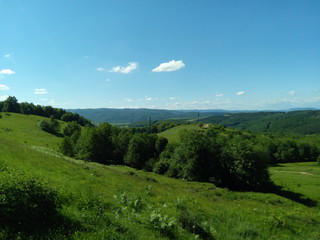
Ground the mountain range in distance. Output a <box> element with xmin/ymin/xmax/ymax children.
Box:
<box><xmin>68</xmin><ymin>107</ymin><xmax>319</xmax><ymax>124</ymax></box>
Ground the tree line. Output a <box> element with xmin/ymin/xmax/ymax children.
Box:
<box><xmin>60</xmin><ymin>122</ymin><xmax>320</xmax><ymax>191</ymax></box>
<box><xmin>0</xmin><ymin>96</ymin><xmax>91</xmax><ymax>126</ymax></box>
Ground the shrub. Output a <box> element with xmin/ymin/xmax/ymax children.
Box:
<box><xmin>0</xmin><ymin>170</ymin><xmax>61</xmax><ymax>232</ymax></box>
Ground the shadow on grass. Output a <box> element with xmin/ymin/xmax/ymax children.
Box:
<box><xmin>266</xmin><ymin>184</ymin><xmax>318</xmax><ymax>207</ymax></box>
<box><xmin>0</xmin><ymin>213</ymin><xmax>82</xmax><ymax>240</ymax></box>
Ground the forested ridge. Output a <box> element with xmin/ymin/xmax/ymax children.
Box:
<box><xmin>200</xmin><ymin>110</ymin><xmax>320</xmax><ymax>135</ymax></box>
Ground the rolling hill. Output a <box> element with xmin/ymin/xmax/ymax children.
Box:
<box><xmin>0</xmin><ymin>113</ymin><xmax>320</xmax><ymax>239</ymax></box>
<box><xmin>200</xmin><ymin>110</ymin><xmax>320</xmax><ymax>135</ymax></box>
<box><xmin>68</xmin><ymin>108</ymin><xmax>253</xmax><ymax>124</ymax></box>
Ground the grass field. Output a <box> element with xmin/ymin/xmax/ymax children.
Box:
<box><xmin>270</xmin><ymin>162</ymin><xmax>320</xmax><ymax>206</ymax></box>
<box><xmin>0</xmin><ymin>112</ymin><xmax>65</xmax><ymax>150</ymax></box>
<box><xmin>158</xmin><ymin>124</ymin><xmax>202</xmax><ymax>142</ymax></box>
<box><xmin>1</xmin><ymin>113</ymin><xmax>320</xmax><ymax>239</ymax></box>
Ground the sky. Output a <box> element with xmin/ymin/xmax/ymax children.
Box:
<box><xmin>0</xmin><ymin>0</ymin><xmax>319</xmax><ymax>110</ymax></box>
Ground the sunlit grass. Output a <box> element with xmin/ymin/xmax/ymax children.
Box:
<box><xmin>1</xmin><ymin>113</ymin><xmax>320</xmax><ymax>239</ymax></box>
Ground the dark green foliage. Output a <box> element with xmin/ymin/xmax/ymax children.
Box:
<box><xmin>112</xmin><ymin>129</ymin><xmax>132</xmax><ymax>164</ymax></box>
<box><xmin>76</xmin><ymin>123</ymin><xmax>114</xmax><ymax>164</ymax></box>
<box><xmin>219</xmin><ymin>138</ymin><xmax>270</xmax><ymax>190</ymax></box>
<box><xmin>60</xmin><ymin>136</ymin><xmax>74</xmax><ymax>156</ymax></box>
<box><xmin>39</xmin><ymin>116</ymin><xmax>60</xmax><ymax>134</ymax></box>
<box><xmin>63</xmin><ymin>121</ymin><xmax>81</xmax><ymax>136</ymax></box>
<box><xmin>0</xmin><ymin>170</ymin><xmax>61</xmax><ymax>232</ymax></box>
<box><xmin>124</xmin><ymin>134</ymin><xmax>153</xmax><ymax>169</ymax></box>
<box><xmin>1</xmin><ymin>96</ymin><xmax>20</xmax><ymax>113</ymax></box>
<box><xmin>158</xmin><ymin>128</ymin><xmax>270</xmax><ymax>190</ymax></box>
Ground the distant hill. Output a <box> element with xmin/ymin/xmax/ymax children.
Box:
<box><xmin>200</xmin><ymin>110</ymin><xmax>320</xmax><ymax>135</ymax></box>
<box><xmin>68</xmin><ymin>108</ymin><xmax>253</xmax><ymax>124</ymax></box>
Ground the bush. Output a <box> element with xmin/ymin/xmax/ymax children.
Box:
<box><xmin>0</xmin><ymin>170</ymin><xmax>61</xmax><ymax>232</ymax></box>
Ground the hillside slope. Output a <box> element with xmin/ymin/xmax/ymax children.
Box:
<box><xmin>201</xmin><ymin>110</ymin><xmax>320</xmax><ymax>135</ymax></box>
<box><xmin>68</xmin><ymin>108</ymin><xmax>248</xmax><ymax>124</ymax></box>
<box><xmin>0</xmin><ymin>114</ymin><xmax>319</xmax><ymax>239</ymax></box>
<box><xmin>0</xmin><ymin>112</ymin><xmax>66</xmax><ymax>149</ymax></box>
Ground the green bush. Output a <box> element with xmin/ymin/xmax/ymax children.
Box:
<box><xmin>0</xmin><ymin>170</ymin><xmax>61</xmax><ymax>232</ymax></box>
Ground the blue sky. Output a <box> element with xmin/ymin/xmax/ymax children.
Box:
<box><xmin>0</xmin><ymin>0</ymin><xmax>319</xmax><ymax>110</ymax></box>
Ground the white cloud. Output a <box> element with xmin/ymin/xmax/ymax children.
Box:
<box><xmin>288</xmin><ymin>90</ymin><xmax>296</xmax><ymax>96</ymax></box>
<box><xmin>4</xmin><ymin>54</ymin><xmax>11</xmax><ymax>58</ymax></box>
<box><xmin>0</xmin><ymin>84</ymin><xmax>9</xmax><ymax>90</ymax></box>
<box><xmin>106</xmin><ymin>79</ymin><xmax>111</xmax><ymax>82</ymax></box>
<box><xmin>109</xmin><ymin>62</ymin><xmax>138</xmax><ymax>74</ymax></box>
<box><xmin>123</xmin><ymin>98</ymin><xmax>133</xmax><ymax>102</ymax></box>
<box><xmin>0</xmin><ymin>95</ymin><xmax>9</xmax><ymax>101</ymax></box>
<box><xmin>34</xmin><ymin>88</ymin><xmax>48</xmax><ymax>94</ymax></box>
<box><xmin>39</xmin><ymin>98</ymin><xmax>48</xmax><ymax>101</ymax></box>
<box><xmin>0</xmin><ymin>69</ymin><xmax>15</xmax><ymax>75</ymax></box>
<box><xmin>48</xmin><ymin>99</ymin><xmax>56</xmax><ymax>105</ymax></box>
<box><xmin>169</xmin><ymin>97</ymin><xmax>177</xmax><ymax>100</ymax></box>
<box><xmin>97</xmin><ymin>67</ymin><xmax>105</xmax><ymax>72</ymax></box>
<box><xmin>145</xmin><ymin>97</ymin><xmax>154</xmax><ymax>101</ymax></box>
<box><xmin>152</xmin><ymin>60</ymin><xmax>185</xmax><ymax>72</ymax></box>
<box><xmin>215</xmin><ymin>93</ymin><xmax>223</xmax><ymax>97</ymax></box>
<box><xmin>236</xmin><ymin>91</ymin><xmax>245</xmax><ymax>96</ymax></box>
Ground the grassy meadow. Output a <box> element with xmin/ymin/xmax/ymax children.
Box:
<box><xmin>158</xmin><ymin>124</ymin><xmax>202</xmax><ymax>142</ymax></box>
<box><xmin>0</xmin><ymin>113</ymin><xmax>320</xmax><ymax>239</ymax></box>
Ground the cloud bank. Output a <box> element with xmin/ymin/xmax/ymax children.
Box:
<box><xmin>109</xmin><ymin>62</ymin><xmax>138</xmax><ymax>74</ymax></box>
<box><xmin>152</xmin><ymin>60</ymin><xmax>185</xmax><ymax>72</ymax></box>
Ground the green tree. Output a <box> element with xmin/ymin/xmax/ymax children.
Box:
<box><xmin>2</xmin><ymin>96</ymin><xmax>20</xmax><ymax>113</ymax></box>
<box><xmin>60</xmin><ymin>136</ymin><xmax>74</xmax><ymax>156</ymax></box>
<box><xmin>124</xmin><ymin>134</ymin><xmax>149</xmax><ymax>169</ymax></box>
<box><xmin>63</xmin><ymin>121</ymin><xmax>81</xmax><ymax>137</ymax></box>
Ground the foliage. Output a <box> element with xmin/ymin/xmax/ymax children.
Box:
<box><xmin>39</xmin><ymin>116</ymin><xmax>60</xmax><ymax>134</ymax></box>
<box><xmin>201</xmin><ymin>110</ymin><xmax>320</xmax><ymax>135</ymax></box>
<box><xmin>0</xmin><ymin>170</ymin><xmax>61</xmax><ymax>232</ymax></box>
<box><xmin>0</xmin><ymin>96</ymin><xmax>91</xmax><ymax>126</ymax></box>
<box><xmin>63</xmin><ymin>121</ymin><xmax>81</xmax><ymax>136</ymax></box>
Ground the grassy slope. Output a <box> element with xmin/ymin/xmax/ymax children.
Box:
<box><xmin>270</xmin><ymin>162</ymin><xmax>320</xmax><ymax>205</ymax></box>
<box><xmin>158</xmin><ymin>124</ymin><xmax>202</xmax><ymax>142</ymax></box>
<box><xmin>0</xmin><ymin>112</ymin><xmax>65</xmax><ymax>150</ymax></box>
<box><xmin>0</xmin><ymin>114</ymin><xmax>320</xmax><ymax>239</ymax></box>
